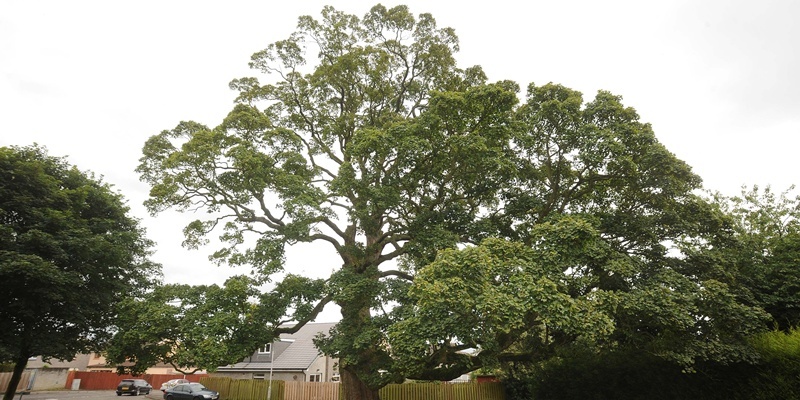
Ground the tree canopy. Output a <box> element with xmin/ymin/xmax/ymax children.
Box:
<box><xmin>693</xmin><ymin>186</ymin><xmax>800</xmax><ymax>330</ymax></box>
<box><xmin>135</xmin><ymin>4</ymin><xmax>771</xmax><ymax>399</ymax></box>
<box><xmin>0</xmin><ymin>144</ymin><xmax>158</xmax><ymax>400</ymax></box>
<box><xmin>388</xmin><ymin>84</ymin><xmax>768</xmax><ymax>376</ymax></box>
<box><xmin>106</xmin><ymin>275</ymin><xmax>274</xmax><ymax>375</ymax></box>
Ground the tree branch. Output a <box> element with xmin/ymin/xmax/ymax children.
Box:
<box><xmin>275</xmin><ymin>294</ymin><xmax>335</xmax><ymax>335</ymax></box>
<box><xmin>379</xmin><ymin>270</ymin><xmax>414</xmax><ymax>281</ymax></box>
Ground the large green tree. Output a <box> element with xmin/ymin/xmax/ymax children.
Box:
<box><xmin>138</xmin><ymin>5</ymin><xmax>515</xmax><ymax>399</ymax></box>
<box><xmin>0</xmin><ymin>144</ymin><xmax>158</xmax><ymax>400</ymax></box>
<box><xmin>136</xmin><ymin>4</ymin><xmax>766</xmax><ymax>399</ymax></box>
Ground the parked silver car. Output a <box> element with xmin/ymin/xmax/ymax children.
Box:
<box><xmin>160</xmin><ymin>379</ymin><xmax>190</xmax><ymax>392</ymax></box>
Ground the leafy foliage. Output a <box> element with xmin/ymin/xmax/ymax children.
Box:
<box><xmin>390</xmin><ymin>84</ymin><xmax>767</xmax><ymax>376</ymax></box>
<box><xmin>503</xmin><ymin>329</ymin><xmax>800</xmax><ymax>400</ymax></box>
<box><xmin>390</xmin><ymin>230</ymin><xmax>615</xmax><ymax>380</ymax></box>
<box><xmin>0</xmin><ymin>144</ymin><xmax>158</xmax><ymax>400</ymax></box>
<box><xmin>708</xmin><ymin>186</ymin><xmax>800</xmax><ymax>330</ymax></box>
<box><xmin>138</xmin><ymin>5</ymin><xmax>518</xmax><ymax>398</ymax></box>
<box><xmin>107</xmin><ymin>275</ymin><xmax>282</xmax><ymax>374</ymax></box>
<box><xmin>135</xmin><ymin>4</ymin><xmax>771</xmax><ymax>399</ymax></box>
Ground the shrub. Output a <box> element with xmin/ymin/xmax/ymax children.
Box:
<box><xmin>501</xmin><ymin>331</ymin><xmax>800</xmax><ymax>400</ymax></box>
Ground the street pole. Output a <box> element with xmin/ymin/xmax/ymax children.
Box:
<box><xmin>266</xmin><ymin>338</ymin><xmax>294</xmax><ymax>400</ymax></box>
<box><xmin>267</xmin><ymin>345</ymin><xmax>274</xmax><ymax>400</ymax></box>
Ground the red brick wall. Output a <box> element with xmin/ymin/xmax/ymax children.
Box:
<box><xmin>65</xmin><ymin>371</ymin><xmax>207</xmax><ymax>390</ymax></box>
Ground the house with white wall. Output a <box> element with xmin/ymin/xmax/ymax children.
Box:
<box><xmin>214</xmin><ymin>322</ymin><xmax>339</xmax><ymax>382</ymax></box>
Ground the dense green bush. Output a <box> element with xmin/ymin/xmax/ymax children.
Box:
<box><xmin>502</xmin><ymin>329</ymin><xmax>800</xmax><ymax>400</ymax></box>
<box><xmin>745</xmin><ymin>328</ymin><xmax>800</xmax><ymax>399</ymax></box>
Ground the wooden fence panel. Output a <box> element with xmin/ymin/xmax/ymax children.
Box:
<box><xmin>66</xmin><ymin>371</ymin><xmax>129</xmax><ymax>390</ymax></box>
<box><xmin>201</xmin><ymin>376</ymin><xmax>285</xmax><ymax>400</ymax></box>
<box><xmin>284</xmin><ymin>381</ymin><xmax>340</xmax><ymax>400</ymax></box>
<box><xmin>378</xmin><ymin>382</ymin><xmax>505</xmax><ymax>400</ymax></box>
<box><xmin>200</xmin><ymin>376</ymin><xmax>233</xmax><ymax>399</ymax></box>
<box><xmin>0</xmin><ymin>371</ymin><xmax>32</xmax><ymax>394</ymax></box>
<box><xmin>200</xmin><ymin>379</ymin><xmax>503</xmax><ymax>400</ymax></box>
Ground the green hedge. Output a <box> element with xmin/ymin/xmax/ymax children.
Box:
<box><xmin>503</xmin><ymin>329</ymin><xmax>800</xmax><ymax>400</ymax></box>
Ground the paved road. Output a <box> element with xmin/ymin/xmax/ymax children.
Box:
<box><xmin>13</xmin><ymin>390</ymin><xmax>162</xmax><ymax>400</ymax></box>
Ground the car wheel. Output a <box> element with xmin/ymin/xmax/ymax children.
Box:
<box><xmin>194</xmin><ymin>397</ymin><xmax>203</xmax><ymax>400</ymax></box>
<box><xmin>135</xmin><ymin>387</ymin><xmax>141</xmax><ymax>396</ymax></box>
<box><xmin>166</xmin><ymin>395</ymin><xmax>173</xmax><ymax>400</ymax></box>
<box><xmin>116</xmin><ymin>393</ymin><xmax>121</xmax><ymax>397</ymax></box>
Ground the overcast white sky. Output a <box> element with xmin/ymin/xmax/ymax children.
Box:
<box><xmin>2</xmin><ymin>1</ymin><xmax>799</xmax><ymax>322</ymax></box>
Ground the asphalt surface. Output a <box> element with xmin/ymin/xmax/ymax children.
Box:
<box><xmin>9</xmin><ymin>390</ymin><xmax>163</xmax><ymax>400</ymax></box>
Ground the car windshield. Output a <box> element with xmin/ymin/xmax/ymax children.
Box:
<box><xmin>120</xmin><ymin>380</ymin><xmax>134</xmax><ymax>384</ymax></box>
<box><xmin>188</xmin><ymin>383</ymin><xmax>206</xmax><ymax>391</ymax></box>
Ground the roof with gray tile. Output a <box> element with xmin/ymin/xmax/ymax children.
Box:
<box><xmin>218</xmin><ymin>322</ymin><xmax>336</xmax><ymax>372</ymax></box>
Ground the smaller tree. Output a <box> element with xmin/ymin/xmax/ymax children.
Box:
<box><xmin>0</xmin><ymin>145</ymin><xmax>158</xmax><ymax>400</ymax></box>
<box><xmin>387</xmin><ymin>83</ymin><xmax>769</xmax><ymax>380</ymax></box>
<box><xmin>390</xmin><ymin>215</ymin><xmax>767</xmax><ymax>378</ymax></box>
<box><xmin>389</xmin><ymin>227</ymin><xmax>616</xmax><ymax>381</ymax></box>
<box><xmin>107</xmin><ymin>276</ymin><xmax>266</xmax><ymax>374</ymax></box>
<box><xmin>704</xmin><ymin>186</ymin><xmax>800</xmax><ymax>330</ymax></box>
<box><xmin>106</xmin><ymin>274</ymin><xmax>330</xmax><ymax>374</ymax></box>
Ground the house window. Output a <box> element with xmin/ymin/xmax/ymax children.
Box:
<box><xmin>258</xmin><ymin>343</ymin><xmax>271</xmax><ymax>354</ymax></box>
<box><xmin>308</xmin><ymin>374</ymin><xmax>322</xmax><ymax>382</ymax></box>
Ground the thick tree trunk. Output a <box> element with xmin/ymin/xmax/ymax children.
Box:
<box><xmin>341</xmin><ymin>367</ymin><xmax>380</xmax><ymax>400</ymax></box>
<box><xmin>2</xmin><ymin>355</ymin><xmax>29</xmax><ymax>400</ymax></box>
<box><xmin>336</xmin><ymin>246</ymin><xmax>386</xmax><ymax>400</ymax></box>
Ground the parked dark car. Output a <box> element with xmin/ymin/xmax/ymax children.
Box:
<box><xmin>163</xmin><ymin>382</ymin><xmax>220</xmax><ymax>400</ymax></box>
<box><xmin>116</xmin><ymin>379</ymin><xmax>152</xmax><ymax>396</ymax></box>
